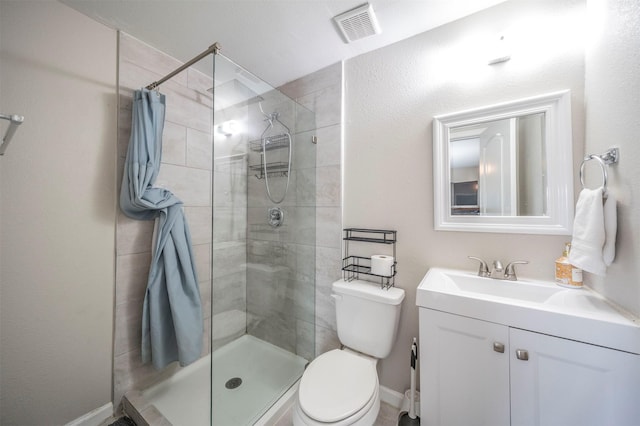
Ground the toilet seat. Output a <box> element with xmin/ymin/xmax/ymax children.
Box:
<box><xmin>298</xmin><ymin>349</ymin><xmax>378</xmax><ymax>423</ymax></box>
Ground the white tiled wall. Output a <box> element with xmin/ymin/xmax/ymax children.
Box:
<box><xmin>211</xmin><ymin>99</ymin><xmax>249</xmax><ymax>352</ymax></box>
<box><xmin>243</xmin><ymin>87</ymin><xmax>317</xmax><ymax>359</ymax></box>
<box><xmin>280</xmin><ymin>62</ymin><xmax>343</xmax><ymax>356</ymax></box>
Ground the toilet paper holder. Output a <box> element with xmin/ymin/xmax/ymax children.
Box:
<box><xmin>342</xmin><ymin>228</ymin><xmax>397</xmax><ymax>289</ymax></box>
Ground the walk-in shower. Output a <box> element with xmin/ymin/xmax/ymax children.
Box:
<box><xmin>208</xmin><ymin>51</ymin><xmax>317</xmax><ymax>425</ymax></box>
<box><xmin>119</xmin><ymin>40</ymin><xmax>317</xmax><ymax>425</ymax></box>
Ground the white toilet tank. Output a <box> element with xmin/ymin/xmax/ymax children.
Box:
<box><xmin>332</xmin><ymin>279</ymin><xmax>405</xmax><ymax>359</ymax></box>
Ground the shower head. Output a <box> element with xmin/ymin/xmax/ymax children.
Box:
<box><xmin>241</xmin><ymin>95</ymin><xmax>265</xmax><ymax>107</ymax></box>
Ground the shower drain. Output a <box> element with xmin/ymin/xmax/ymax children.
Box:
<box><xmin>225</xmin><ymin>377</ymin><xmax>243</xmax><ymax>389</ymax></box>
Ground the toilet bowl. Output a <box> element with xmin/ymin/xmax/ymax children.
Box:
<box><xmin>292</xmin><ymin>280</ymin><xmax>405</xmax><ymax>426</ymax></box>
<box><xmin>292</xmin><ymin>349</ymin><xmax>380</xmax><ymax>426</ymax></box>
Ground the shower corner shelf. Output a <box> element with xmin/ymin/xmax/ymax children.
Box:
<box><xmin>342</xmin><ymin>228</ymin><xmax>397</xmax><ymax>289</ymax></box>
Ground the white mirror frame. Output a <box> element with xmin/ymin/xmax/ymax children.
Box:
<box><xmin>433</xmin><ymin>90</ymin><xmax>574</xmax><ymax>235</ymax></box>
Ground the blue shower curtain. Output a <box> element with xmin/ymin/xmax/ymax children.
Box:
<box><xmin>120</xmin><ymin>89</ymin><xmax>203</xmax><ymax>370</ymax></box>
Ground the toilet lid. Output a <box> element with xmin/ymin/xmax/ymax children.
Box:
<box><xmin>299</xmin><ymin>349</ymin><xmax>377</xmax><ymax>423</ymax></box>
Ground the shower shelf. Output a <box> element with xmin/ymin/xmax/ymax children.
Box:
<box><xmin>249</xmin><ymin>134</ymin><xmax>291</xmax><ymax>179</ymax></box>
<box><xmin>249</xmin><ymin>134</ymin><xmax>291</xmax><ymax>152</ymax></box>
<box><xmin>342</xmin><ymin>228</ymin><xmax>397</xmax><ymax>289</ymax></box>
<box><xmin>249</xmin><ymin>162</ymin><xmax>289</xmax><ymax>179</ymax></box>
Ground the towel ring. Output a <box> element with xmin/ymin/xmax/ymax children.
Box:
<box><xmin>579</xmin><ymin>148</ymin><xmax>619</xmax><ymax>191</ymax></box>
<box><xmin>580</xmin><ymin>154</ymin><xmax>608</xmax><ymax>190</ymax></box>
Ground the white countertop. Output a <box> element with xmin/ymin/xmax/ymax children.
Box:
<box><xmin>416</xmin><ymin>268</ymin><xmax>640</xmax><ymax>354</ymax></box>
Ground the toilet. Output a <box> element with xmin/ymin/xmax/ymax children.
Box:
<box><xmin>293</xmin><ymin>279</ymin><xmax>405</xmax><ymax>425</ymax></box>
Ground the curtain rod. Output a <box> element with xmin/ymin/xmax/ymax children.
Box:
<box><xmin>0</xmin><ymin>113</ymin><xmax>25</xmax><ymax>156</ymax></box>
<box><xmin>145</xmin><ymin>42</ymin><xmax>221</xmax><ymax>91</ymax></box>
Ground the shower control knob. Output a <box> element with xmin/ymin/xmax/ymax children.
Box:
<box><xmin>268</xmin><ymin>207</ymin><xmax>284</xmax><ymax>228</ymax></box>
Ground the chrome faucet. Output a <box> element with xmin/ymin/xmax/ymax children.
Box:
<box><xmin>468</xmin><ymin>257</ymin><xmax>529</xmax><ymax>281</ymax></box>
<box><xmin>491</xmin><ymin>260</ymin><xmax>504</xmax><ymax>279</ymax></box>
<box><xmin>468</xmin><ymin>256</ymin><xmax>490</xmax><ymax>277</ymax></box>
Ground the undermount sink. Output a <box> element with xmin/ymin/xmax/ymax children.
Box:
<box><xmin>416</xmin><ymin>268</ymin><xmax>640</xmax><ymax>354</ymax></box>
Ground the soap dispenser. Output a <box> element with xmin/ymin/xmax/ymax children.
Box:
<box><xmin>555</xmin><ymin>243</ymin><xmax>583</xmax><ymax>288</ymax></box>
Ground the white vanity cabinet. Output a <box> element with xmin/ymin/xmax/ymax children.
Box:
<box><xmin>509</xmin><ymin>327</ymin><xmax>640</xmax><ymax>426</ymax></box>
<box><xmin>419</xmin><ymin>309</ymin><xmax>510</xmax><ymax>426</ymax></box>
<box><xmin>420</xmin><ymin>308</ymin><xmax>640</xmax><ymax>426</ymax></box>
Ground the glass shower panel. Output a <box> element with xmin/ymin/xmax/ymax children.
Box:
<box><xmin>211</xmin><ymin>54</ymin><xmax>316</xmax><ymax>425</ymax></box>
<box><xmin>125</xmin><ymin>37</ymin><xmax>215</xmax><ymax>426</ymax></box>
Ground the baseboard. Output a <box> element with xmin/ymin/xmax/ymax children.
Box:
<box><xmin>380</xmin><ymin>385</ymin><xmax>404</xmax><ymax>409</ymax></box>
<box><xmin>65</xmin><ymin>402</ymin><xmax>113</xmax><ymax>426</ymax></box>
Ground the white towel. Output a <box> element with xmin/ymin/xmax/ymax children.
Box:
<box><xmin>602</xmin><ymin>191</ymin><xmax>617</xmax><ymax>266</ymax></box>
<box><xmin>569</xmin><ymin>187</ymin><xmax>617</xmax><ymax>276</ymax></box>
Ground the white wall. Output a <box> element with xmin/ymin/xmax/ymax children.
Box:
<box><xmin>451</xmin><ymin>166</ymin><xmax>479</xmax><ymax>184</ymax></box>
<box><xmin>344</xmin><ymin>0</ymin><xmax>586</xmax><ymax>393</ymax></box>
<box><xmin>584</xmin><ymin>0</ymin><xmax>640</xmax><ymax>315</ymax></box>
<box><xmin>0</xmin><ymin>2</ymin><xmax>117</xmax><ymax>425</ymax></box>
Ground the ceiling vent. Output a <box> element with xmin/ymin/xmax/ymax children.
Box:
<box><xmin>333</xmin><ymin>3</ymin><xmax>381</xmax><ymax>43</ymax></box>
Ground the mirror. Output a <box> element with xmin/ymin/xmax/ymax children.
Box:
<box><xmin>449</xmin><ymin>112</ymin><xmax>545</xmax><ymax>216</ymax></box>
<box><xmin>433</xmin><ymin>90</ymin><xmax>574</xmax><ymax>234</ymax></box>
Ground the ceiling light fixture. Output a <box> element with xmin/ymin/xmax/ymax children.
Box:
<box><xmin>217</xmin><ymin>120</ymin><xmax>238</xmax><ymax>137</ymax></box>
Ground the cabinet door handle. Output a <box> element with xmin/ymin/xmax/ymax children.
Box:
<box><xmin>493</xmin><ymin>342</ymin><xmax>505</xmax><ymax>353</ymax></box>
<box><xmin>516</xmin><ymin>349</ymin><xmax>529</xmax><ymax>361</ymax></box>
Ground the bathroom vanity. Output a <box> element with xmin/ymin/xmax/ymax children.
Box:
<box><xmin>416</xmin><ymin>268</ymin><xmax>640</xmax><ymax>426</ymax></box>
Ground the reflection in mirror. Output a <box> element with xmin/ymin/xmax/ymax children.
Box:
<box><xmin>433</xmin><ymin>90</ymin><xmax>574</xmax><ymax>235</ymax></box>
<box><xmin>449</xmin><ymin>113</ymin><xmax>546</xmax><ymax>216</ymax></box>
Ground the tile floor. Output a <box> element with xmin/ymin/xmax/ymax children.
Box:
<box><xmin>100</xmin><ymin>401</ymin><xmax>400</xmax><ymax>426</ymax></box>
<box><xmin>374</xmin><ymin>402</ymin><xmax>401</xmax><ymax>426</ymax></box>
